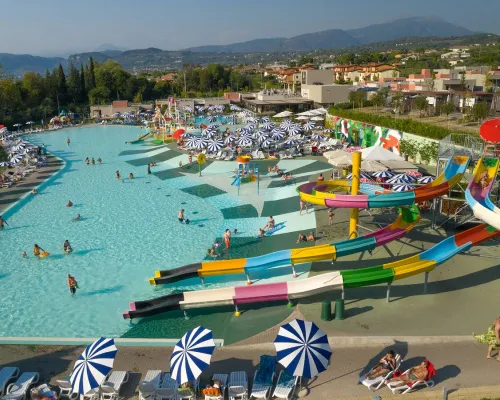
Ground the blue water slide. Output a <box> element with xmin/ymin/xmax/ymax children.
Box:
<box><xmin>244</xmin><ymin>250</ymin><xmax>292</xmax><ymax>273</ymax></box>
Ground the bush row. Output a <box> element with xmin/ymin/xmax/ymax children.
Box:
<box><xmin>327</xmin><ymin>108</ymin><xmax>474</xmax><ymax>140</ymax></box>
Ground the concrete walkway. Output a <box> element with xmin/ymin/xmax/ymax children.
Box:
<box><xmin>1</xmin><ymin>338</ymin><xmax>498</xmax><ymax>400</ymax></box>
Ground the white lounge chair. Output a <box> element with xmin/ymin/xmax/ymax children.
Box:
<box><xmin>155</xmin><ymin>373</ymin><xmax>178</xmax><ymax>400</ymax></box>
<box><xmin>228</xmin><ymin>371</ymin><xmax>247</xmax><ymax>400</ymax></box>
<box><xmin>224</xmin><ymin>151</ymin><xmax>235</xmax><ymax>161</ymax></box>
<box><xmin>250</xmin><ymin>355</ymin><xmax>276</xmax><ymax>400</ymax></box>
<box><xmin>100</xmin><ymin>371</ymin><xmax>129</xmax><ymax>400</ymax></box>
<box><xmin>138</xmin><ymin>370</ymin><xmax>162</xmax><ymax>400</ymax></box>
<box><xmin>218</xmin><ymin>152</ymin><xmax>227</xmax><ymax>160</ymax></box>
<box><xmin>272</xmin><ymin>370</ymin><xmax>298</xmax><ymax>400</ymax></box>
<box><xmin>256</xmin><ymin>150</ymin><xmax>265</xmax><ymax>160</ymax></box>
<box><xmin>385</xmin><ymin>361</ymin><xmax>436</xmax><ymax>394</ymax></box>
<box><xmin>0</xmin><ymin>368</ymin><xmax>19</xmax><ymax>396</ymax></box>
<box><xmin>2</xmin><ymin>372</ymin><xmax>39</xmax><ymax>400</ymax></box>
<box><xmin>56</xmin><ymin>378</ymin><xmax>79</xmax><ymax>400</ymax></box>
<box><xmin>359</xmin><ymin>354</ymin><xmax>402</xmax><ymax>391</ymax></box>
<box><xmin>203</xmin><ymin>373</ymin><xmax>228</xmax><ymax>399</ymax></box>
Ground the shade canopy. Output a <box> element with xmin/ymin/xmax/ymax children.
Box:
<box><xmin>360</xmin><ymin>146</ymin><xmax>404</xmax><ymax>162</ymax></box>
<box><xmin>480</xmin><ymin>118</ymin><xmax>500</xmax><ymax>143</ymax></box>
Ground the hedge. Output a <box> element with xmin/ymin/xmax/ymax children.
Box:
<box><xmin>327</xmin><ymin>107</ymin><xmax>475</xmax><ymax>140</ymax></box>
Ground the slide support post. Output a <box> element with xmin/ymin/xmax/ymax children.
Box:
<box><xmin>234</xmin><ymin>304</ymin><xmax>241</xmax><ymax>317</ymax></box>
<box><xmin>246</xmin><ymin>272</ymin><xmax>252</xmax><ymax>285</ymax></box>
<box><xmin>424</xmin><ymin>271</ymin><xmax>429</xmax><ymax>294</ymax></box>
<box><xmin>200</xmin><ymin>277</ymin><xmax>205</xmax><ymax>285</ymax></box>
<box><xmin>291</xmin><ymin>265</ymin><xmax>298</xmax><ymax>278</ymax></box>
<box><xmin>386</xmin><ymin>283</ymin><xmax>391</xmax><ymax>303</ymax></box>
<box><xmin>349</xmin><ymin>152</ymin><xmax>361</xmax><ymax>239</ymax></box>
<box><xmin>341</xmin><ymin>289</ymin><xmax>345</xmax><ymax>300</ymax></box>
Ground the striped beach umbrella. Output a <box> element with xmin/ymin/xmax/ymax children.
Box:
<box><xmin>323</xmin><ymin>129</ymin><xmax>334</xmax><ymax>134</ymax></box>
<box><xmin>311</xmin><ymin>134</ymin><xmax>326</xmax><ymax>141</ymax></box>
<box><xmin>0</xmin><ymin>162</ymin><xmax>12</xmax><ymax>167</ymax></box>
<box><xmin>271</xmin><ymin>128</ymin><xmax>285</xmax><ymax>140</ymax></box>
<box><xmin>202</xmin><ymin>129</ymin><xmax>215</xmax><ymax>138</ymax></box>
<box><xmin>70</xmin><ymin>338</ymin><xmax>117</xmax><ymax>395</ymax></box>
<box><xmin>170</xmin><ymin>326</ymin><xmax>216</xmax><ymax>384</ymax></box>
<box><xmin>194</xmin><ymin>137</ymin><xmax>208</xmax><ymax>150</ymax></box>
<box><xmin>10</xmin><ymin>154</ymin><xmax>23</xmax><ymax>164</ymax></box>
<box><xmin>260</xmin><ymin>137</ymin><xmax>274</xmax><ymax>147</ymax></box>
<box><xmin>237</xmin><ymin>136</ymin><xmax>253</xmax><ymax>146</ymax></box>
<box><xmin>284</xmin><ymin>138</ymin><xmax>299</xmax><ymax>146</ymax></box>
<box><xmin>392</xmin><ymin>184</ymin><xmax>415</xmax><ymax>192</ymax></box>
<box><xmin>280</xmin><ymin>119</ymin><xmax>293</xmax><ymax>129</ymax></box>
<box><xmin>303</xmin><ymin>122</ymin><xmax>316</xmax><ymax>131</ymax></box>
<box><xmin>286</xmin><ymin>124</ymin><xmax>301</xmax><ymax>135</ymax></box>
<box><xmin>261</xmin><ymin>122</ymin><xmax>275</xmax><ymax>130</ymax></box>
<box><xmin>274</xmin><ymin>319</ymin><xmax>331</xmax><ymax>379</ymax></box>
<box><xmin>185</xmin><ymin>136</ymin><xmax>198</xmax><ymax>149</ymax></box>
<box><xmin>224</xmin><ymin>135</ymin><xmax>236</xmax><ymax>144</ymax></box>
<box><xmin>207</xmin><ymin>116</ymin><xmax>217</xmax><ymax>123</ymax></box>
<box><xmin>346</xmin><ymin>172</ymin><xmax>372</xmax><ymax>180</ymax></box>
<box><xmin>386</xmin><ymin>177</ymin><xmax>409</xmax><ymax>185</ymax></box>
<box><xmin>372</xmin><ymin>170</ymin><xmax>395</xmax><ymax>179</ymax></box>
<box><xmin>388</xmin><ymin>174</ymin><xmax>416</xmax><ymax>183</ymax></box>
<box><xmin>207</xmin><ymin>139</ymin><xmax>224</xmax><ymax>152</ymax></box>
<box><xmin>418</xmin><ymin>175</ymin><xmax>435</xmax><ymax>184</ymax></box>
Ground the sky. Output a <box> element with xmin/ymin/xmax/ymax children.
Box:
<box><xmin>1</xmin><ymin>0</ymin><xmax>499</xmax><ymax>56</ymax></box>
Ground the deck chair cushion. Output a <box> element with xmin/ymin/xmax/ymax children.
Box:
<box><xmin>255</xmin><ymin>355</ymin><xmax>276</xmax><ymax>384</ymax></box>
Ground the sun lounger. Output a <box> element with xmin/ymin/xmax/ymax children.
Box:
<box><xmin>225</xmin><ymin>152</ymin><xmax>235</xmax><ymax>161</ymax></box>
<box><xmin>155</xmin><ymin>373</ymin><xmax>178</xmax><ymax>400</ymax></box>
<box><xmin>272</xmin><ymin>370</ymin><xmax>298</xmax><ymax>400</ymax></box>
<box><xmin>1</xmin><ymin>372</ymin><xmax>39</xmax><ymax>400</ymax></box>
<box><xmin>56</xmin><ymin>378</ymin><xmax>78</xmax><ymax>400</ymax></box>
<box><xmin>250</xmin><ymin>355</ymin><xmax>276</xmax><ymax>400</ymax></box>
<box><xmin>228</xmin><ymin>371</ymin><xmax>248</xmax><ymax>400</ymax></box>
<box><xmin>202</xmin><ymin>373</ymin><xmax>228</xmax><ymax>400</ymax></box>
<box><xmin>385</xmin><ymin>360</ymin><xmax>436</xmax><ymax>394</ymax></box>
<box><xmin>138</xmin><ymin>370</ymin><xmax>162</xmax><ymax>400</ymax></box>
<box><xmin>0</xmin><ymin>368</ymin><xmax>20</xmax><ymax>396</ymax></box>
<box><xmin>359</xmin><ymin>354</ymin><xmax>402</xmax><ymax>391</ymax></box>
<box><xmin>100</xmin><ymin>371</ymin><xmax>129</xmax><ymax>400</ymax></box>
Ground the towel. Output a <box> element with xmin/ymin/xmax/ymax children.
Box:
<box><xmin>425</xmin><ymin>360</ymin><xmax>436</xmax><ymax>381</ymax></box>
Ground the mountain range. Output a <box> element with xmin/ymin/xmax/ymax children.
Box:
<box><xmin>0</xmin><ymin>17</ymin><xmax>479</xmax><ymax>76</ymax></box>
<box><xmin>186</xmin><ymin>17</ymin><xmax>473</xmax><ymax>52</ymax></box>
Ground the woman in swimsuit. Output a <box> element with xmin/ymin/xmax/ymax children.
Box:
<box><xmin>366</xmin><ymin>350</ymin><xmax>396</xmax><ymax>379</ymax></box>
<box><xmin>33</xmin><ymin>244</ymin><xmax>45</xmax><ymax>257</ymax></box>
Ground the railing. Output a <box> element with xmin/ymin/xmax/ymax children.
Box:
<box><xmin>438</xmin><ymin>134</ymin><xmax>484</xmax><ymax>160</ymax></box>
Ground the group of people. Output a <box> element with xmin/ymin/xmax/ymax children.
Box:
<box><xmin>207</xmin><ymin>229</ymin><xmax>237</xmax><ymax>257</ymax></box>
<box><xmin>258</xmin><ymin>216</ymin><xmax>275</xmax><ymax>237</ymax></box>
<box><xmin>115</xmin><ymin>170</ymin><xmax>135</xmax><ymax>180</ymax></box>
<box><xmin>85</xmin><ymin>157</ymin><xmax>102</xmax><ymax>165</ymax></box>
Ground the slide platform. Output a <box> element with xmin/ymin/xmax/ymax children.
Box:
<box><xmin>126</xmin><ymin>131</ymin><xmax>153</xmax><ymax>144</ymax></box>
<box><xmin>299</xmin><ymin>155</ymin><xmax>470</xmax><ymax>209</ymax></box>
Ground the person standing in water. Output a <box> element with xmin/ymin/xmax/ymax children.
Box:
<box><xmin>116</xmin><ymin>170</ymin><xmax>121</xmax><ymax>180</ymax></box>
<box><xmin>66</xmin><ymin>138</ymin><xmax>70</xmax><ymax>145</ymax></box>
<box><xmin>0</xmin><ymin>215</ymin><xmax>9</xmax><ymax>229</ymax></box>
<box><xmin>97</xmin><ymin>157</ymin><xmax>102</xmax><ymax>164</ymax></box>
<box><xmin>91</xmin><ymin>158</ymin><xmax>95</xmax><ymax>165</ymax></box>
<box><xmin>147</xmin><ymin>163</ymin><xmax>151</xmax><ymax>175</ymax></box>
<box><xmin>68</xmin><ymin>274</ymin><xmax>78</xmax><ymax>295</ymax></box>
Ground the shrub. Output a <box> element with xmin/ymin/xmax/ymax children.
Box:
<box><xmin>399</xmin><ymin>139</ymin><xmax>420</xmax><ymax>160</ymax></box>
<box><xmin>327</xmin><ymin>108</ymin><xmax>475</xmax><ymax>140</ymax></box>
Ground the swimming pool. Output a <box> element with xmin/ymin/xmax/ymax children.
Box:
<box><xmin>1</xmin><ymin>126</ymin><xmax>227</xmax><ymax>338</ymax></box>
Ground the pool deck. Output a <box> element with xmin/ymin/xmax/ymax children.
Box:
<box><xmin>0</xmin><ymin>154</ymin><xmax>63</xmax><ymax>212</ymax></box>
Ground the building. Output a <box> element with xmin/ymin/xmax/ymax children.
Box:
<box><xmin>301</xmin><ymin>69</ymin><xmax>334</xmax><ymax>85</ymax></box>
<box><xmin>157</xmin><ymin>73</ymin><xmax>177</xmax><ymax>82</ymax></box>
<box><xmin>241</xmin><ymin>90</ymin><xmax>313</xmax><ymax>114</ymax></box>
<box><xmin>155</xmin><ymin>97</ymin><xmax>230</xmax><ymax>110</ymax></box>
<box><xmin>333</xmin><ymin>63</ymin><xmax>398</xmax><ymax>83</ymax></box>
<box><xmin>90</xmin><ymin>100</ymin><xmax>153</xmax><ymax>118</ymax></box>
<box><xmin>301</xmin><ymin>84</ymin><xmax>355</xmax><ymax>106</ymax></box>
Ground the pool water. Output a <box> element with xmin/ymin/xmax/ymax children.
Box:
<box><xmin>0</xmin><ymin>126</ymin><xmax>226</xmax><ymax>338</ymax></box>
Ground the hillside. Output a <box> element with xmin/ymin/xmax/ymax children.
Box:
<box><xmin>0</xmin><ymin>53</ymin><xmax>64</xmax><ymax>77</ymax></box>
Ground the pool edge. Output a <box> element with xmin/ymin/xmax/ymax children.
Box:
<box><xmin>0</xmin><ymin>337</ymin><xmax>224</xmax><ymax>347</ymax></box>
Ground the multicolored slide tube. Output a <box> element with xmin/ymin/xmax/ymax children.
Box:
<box><xmin>299</xmin><ymin>155</ymin><xmax>471</xmax><ymax>208</ymax></box>
<box><xmin>150</xmin><ymin>206</ymin><xmax>420</xmax><ymax>286</ymax></box>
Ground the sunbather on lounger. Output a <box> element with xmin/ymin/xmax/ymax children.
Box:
<box><xmin>386</xmin><ymin>361</ymin><xmax>429</xmax><ymax>387</ymax></box>
<box><xmin>366</xmin><ymin>350</ymin><xmax>396</xmax><ymax>379</ymax></box>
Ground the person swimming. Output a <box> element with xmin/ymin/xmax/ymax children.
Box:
<box><xmin>67</xmin><ymin>138</ymin><xmax>71</xmax><ymax>145</ymax></box>
<box><xmin>31</xmin><ymin>189</ymin><xmax>38</xmax><ymax>195</ymax></box>
<box><xmin>0</xmin><ymin>215</ymin><xmax>9</xmax><ymax>229</ymax></box>
<box><xmin>22</xmin><ymin>251</ymin><xmax>28</xmax><ymax>258</ymax></box>
<box><xmin>33</xmin><ymin>244</ymin><xmax>45</xmax><ymax>257</ymax></box>
<box><xmin>85</xmin><ymin>157</ymin><xmax>89</xmax><ymax>165</ymax></box>
<box><xmin>116</xmin><ymin>170</ymin><xmax>121</xmax><ymax>179</ymax></box>
<box><xmin>72</xmin><ymin>213</ymin><xmax>81</xmax><ymax>222</ymax></box>
<box><xmin>63</xmin><ymin>240</ymin><xmax>73</xmax><ymax>253</ymax></box>
<box><xmin>97</xmin><ymin>157</ymin><xmax>102</xmax><ymax>164</ymax></box>
<box><xmin>207</xmin><ymin>248</ymin><xmax>220</xmax><ymax>258</ymax></box>
<box><xmin>66</xmin><ymin>200</ymin><xmax>73</xmax><ymax>207</ymax></box>
<box><xmin>91</xmin><ymin>158</ymin><xmax>95</xmax><ymax>165</ymax></box>
<box><xmin>129</xmin><ymin>173</ymin><xmax>134</xmax><ymax>179</ymax></box>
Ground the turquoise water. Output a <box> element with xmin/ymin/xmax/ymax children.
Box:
<box><xmin>0</xmin><ymin>126</ymin><xmax>226</xmax><ymax>338</ymax></box>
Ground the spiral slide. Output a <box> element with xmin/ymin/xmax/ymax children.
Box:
<box><xmin>149</xmin><ymin>155</ymin><xmax>468</xmax><ymax>286</ymax></box>
<box><xmin>465</xmin><ymin>157</ymin><xmax>500</xmax><ymax>231</ymax></box>
<box><xmin>299</xmin><ymin>155</ymin><xmax>471</xmax><ymax>209</ymax></box>
<box><xmin>150</xmin><ymin>206</ymin><xmax>420</xmax><ymax>286</ymax></box>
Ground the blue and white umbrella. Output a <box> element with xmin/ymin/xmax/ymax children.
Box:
<box><xmin>10</xmin><ymin>143</ymin><xmax>26</xmax><ymax>151</ymax></box>
<box><xmin>386</xmin><ymin>177</ymin><xmax>409</xmax><ymax>185</ymax></box>
<box><xmin>170</xmin><ymin>326</ymin><xmax>216</xmax><ymax>384</ymax></box>
<box><xmin>388</xmin><ymin>174</ymin><xmax>416</xmax><ymax>183</ymax></box>
<box><xmin>260</xmin><ymin>116</ymin><xmax>270</xmax><ymax>123</ymax></box>
<box><xmin>280</xmin><ymin>119</ymin><xmax>293</xmax><ymax>129</ymax></box>
<box><xmin>207</xmin><ymin>116</ymin><xmax>217</xmax><ymax>123</ymax></box>
<box><xmin>323</xmin><ymin>129</ymin><xmax>334</xmax><ymax>134</ymax></box>
<box><xmin>284</xmin><ymin>138</ymin><xmax>299</xmax><ymax>146</ymax></box>
<box><xmin>0</xmin><ymin>162</ymin><xmax>12</xmax><ymax>167</ymax></box>
<box><xmin>271</xmin><ymin>128</ymin><xmax>285</xmax><ymax>140</ymax></box>
<box><xmin>224</xmin><ymin>135</ymin><xmax>236</xmax><ymax>144</ymax></box>
<box><xmin>311</xmin><ymin>134</ymin><xmax>326</xmax><ymax>141</ymax></box>
<box><xmin>70</xmin><ymin>337</ymin><xmax>117</xmax><ymax>395</ymax></box>
<box><xmin>10</xmin><ymin>154</ymin><xmax>23</xmax><ymax>164</ymax></box>
<box><xmin>207</xmin><ymin>124</ymin><xmax>219</xmax><ymax>130</ymax></box>
<box><xmin>346</xmin><ymin>172</ymin><xmax>372</xmax><ymax>180</ymax></box>
<box><xmin>286</xmin><ymin>124</ymin><xmax>301</xmax><ymax>135</ymax></box>
<box><xmin>202</xmin><ymin>129</ymin><xmax>215</xmax><ymax>138</ymax></box>
<box><xmin>418</xmin><ymin>175</ymin><xmax>435</xmax><ymax>184</ymax></box>
<box><xmin>237</xmin><ymin>136</ymin><xmax>253</xmax><ymax>146</ymax></box>
<box><xmin>207</xmin><ymin>139</ymin><xmax>223</xmax><ymax>152</ymax></box>
<box><xmin>261</xmin><ymin>122</ymin><xmax>275</xmax><ymax>131</ymax></box>
<box><xmin>392</xmin><ymin>184</ymin><xmax>415</xmax><ymax>192</ymax></box>
<box><xmin>257</xmin><ymin>134</ymin><xmax>270</xmax><ymax>144</ymax></box>
<box><xmin>185</xmin><ymin>136</ymin><xmax>199</xmax><ymax>149</ymax></box>
<box><xmin>260</xmin><ymin>138</ymin><xmax>274</xmax><ymax>147</ymax></box>
<box><xmin>372</xmin><ymin>170</ymin><xmax>395</xmax><ymax>179</ymax></box>
<box><xmin>274</xmin><ymin>319</ymin><xmax>331</xmax><ymax>379</ymax></box>
<box><xmin>194</xmin><ymin>137</ymin><xmax>208</xmax><ymax>150</ymax></box>
<box><xmin>303</xmin><ymin>122</ymin><xmax>316</xmax><ymax>131</ymax></box>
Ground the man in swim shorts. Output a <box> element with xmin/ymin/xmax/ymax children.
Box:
<box><xmin>178</xmin><ymin>209</ymin><xmax>185</xmax><ymax>223</ymax></box>
<box><xmin>68</xmin><ymin>274</ymin><xmax>78</xmax><ymax>295</ymax></box>
<box><xmin>63</xmin><ymin>240</ymin><xmax>73</xmax><ymax>253</ymax></box>
<box><xmin>223</xmin><ymin>229</ymin><xmax>231</xmax><ymax>249</ymax></box>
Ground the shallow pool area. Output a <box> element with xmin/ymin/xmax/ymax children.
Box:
<box><xmin>1</xmin><ymin>126</ymin><xmax>227</xmax><ymax>338</ymax></box>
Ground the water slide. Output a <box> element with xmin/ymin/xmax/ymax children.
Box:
<box><xmin>149</xmin><ymin>155</ymin><xmax>469</xmax><ymax>286</ymax></box>
<box><xmin>123</xmin><ymin>157</ymin><xmax>494</xmax><ymax>320</ymax></box>
<box><xmin>299</xmin><ymin>155</ymin><xmax>471</xmax><ymax>209</ymax></box>
<box><xmin>465</xmin><ymin>157</ymin><xmax>500</xmax><ymax>230</ymax></box>
<box><xmin>150</xmin><ymin>206</ymin><xmax>420</xmax><ymax>286</ymax></box>
<box><xmin>126</xmin><ymin>131</ymin><xmax>154</xmax><ymax>144</ymax></box>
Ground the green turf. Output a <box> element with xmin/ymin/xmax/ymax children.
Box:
<box><xmin>286</xmin><ymin>160</ymin><xmax>332</xmax><ymax>175</ymax></box>
<box><xmin>119</xmin><ymin>145</ymin><xmax>168</xmax><ymax>156</ymax></box>
<box><xmin>221</xmin><ymin>204</ymin><xmax>259</xmax><ymax>219</ymax></box>
<box><xmin>267</xmin><ymin>175</ymin><xmax>310</xmax><ymax>189</ymax></box>
<box><xmin>181</xmin><ymin>184</ymin><xmax>226</xmax><ymax>198</ymax></box>
<box><xmin>126</xmin><ymin>149</ymin><xmax>182</xmax><ymax>166</ymax></box>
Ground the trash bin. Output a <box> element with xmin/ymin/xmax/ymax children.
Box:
<box><xmin>321</xmin><ymin>300</ymin><xmax>332</xmax><ymax>321</ymax></box>
<box><xmin>334</xmin><ymin>299</ymin><xmax>344</xmax><ymax>320</ymax></box>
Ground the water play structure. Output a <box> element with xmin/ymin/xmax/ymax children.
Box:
<box><xmin>231</xmin><ymin>157</ymin><xmax>260</xmax><ymax>195</ymax></box>
<box><xmin>123</xmin><ymin>154</ymin><xmax>500</xmax><ymax>320</ymax></box>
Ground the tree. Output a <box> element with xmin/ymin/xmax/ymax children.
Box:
<box><xmin>414</xmin><ymin>97</ymin><xmax>428</xmax><ymax>117</ymax></box>
<box><xmin>67</xmin><ymin>63</ymin><xmax>81</xmax><ymax>104</ymax></box>
<box><xmin>371</xmin><ymin>91</ymin><xmax>385</xmax><ymax>109</ymax></box>
<box><xmin>471</xmin><ymin>102</ymin><xmax>489</xmax><ymax>123</ymax></box>
<box><xmin>440</xmin><ymin>101</ymin><xmax>455</xmax><ymax>128</ymax></box>
<box><xmin>80</xmin><ymin>64</ymin><xmax>86</xmax><ymax>103</ymax></box>
<box><xmin>56</xmin><ymin>63</ymin><xmax>68</xmax><ymax>107</ymax></box>
<box><xmin>88</xmin><ymin>86</ymin><xmax>110</xmax><ymax>105</ymax></box>
<box><xmin>392</xmin><ymin>91</ymin><xmax>404</xmax><ymax>116</ymax></box>
<box><xmin>399</xmin><ymin>139</ymin><xmax>420</xmax><ymax>161</ymax></box>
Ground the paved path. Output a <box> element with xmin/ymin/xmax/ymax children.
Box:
<box><xmin>1</xmin><ymin>339</ymin><xmax>498</xmax><ymax>400</ymax></box>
